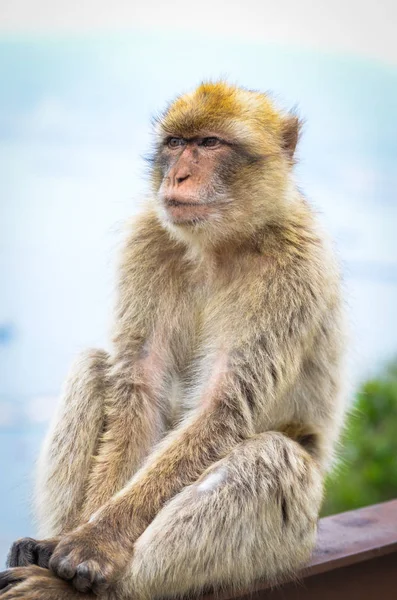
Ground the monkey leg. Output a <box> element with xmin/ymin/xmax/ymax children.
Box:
<box><xmin>34</xmin><ymin>349</ymin><xmax>111</xmax><ymax>538</ymax></box>
<box><xmin>9</xmin><ymin>347</ymin><xmax>167</xmax><ymax>570</ymax></box>
<box><xmin>36</xmin><ymin>345</ymin><xmax>166</xmax><ymax>530</ymax></box>
<box><xmin>120</xmin><ymin>431</ymin><xmax>323</xmax><ymax>599</ymax></box>
<box><xmin>7</xmin><ymin>349</ymin><xmax>110</xmax><ymax>569</ymax></box>
<box><xmin>10</xmin><ymin>347</ymin><xmax>166</xmax><ymax>565</ymax></box>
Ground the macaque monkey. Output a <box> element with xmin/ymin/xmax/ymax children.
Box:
<box><xmin>0</xmin><ymin>82</ymin><xmax>347</xmax><ymax>600</ymax></box>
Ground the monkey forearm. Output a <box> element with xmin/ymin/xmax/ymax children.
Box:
<box><xmin>87</xmin><ymin>400</ymin><xmax>253</xmax><ymax>546</ymax></box>
<box><xmin>80</xmin><ymin>381</ymin><xmax>165</xmax><ymax>521</ymax></box>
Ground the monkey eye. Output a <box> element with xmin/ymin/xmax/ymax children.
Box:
<box><xmin>167</xmin><ymin>137</ymin><xmax>185</xmax><ymax>148</ymax></box>
<box><xmin>200</xmin><ymin>137</ymin><xmax>221</xmax><ymax>148</ymax></box>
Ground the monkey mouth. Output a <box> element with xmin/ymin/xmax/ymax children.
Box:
<box><xmin>165</xmin><ymin>198</ymin><xmax>203</xmax><ymax>207</ymax></box>
<box><xmin>163</xmin><ymin>197</ymin><xmax>215</xmax><ymax>224</ymax></box>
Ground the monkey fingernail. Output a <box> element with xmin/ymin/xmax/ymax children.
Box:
<box><xmin>52</xmin><ymin>557</ymin><xmax>75</xmax><ymax>580</ymax></box>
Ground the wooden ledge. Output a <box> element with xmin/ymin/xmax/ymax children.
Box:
<box><xmin>203</xmin><ymin>499</ymin><xmax>397</xmax><ymax>600</ymax></box>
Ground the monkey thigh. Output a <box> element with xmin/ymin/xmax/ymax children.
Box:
<box><xmin>35</xmin><ymin>348</ymin><xmax>110</xmax><ymax>537</ymax></box>
<box><xmin>121</xmin><ymin>432</ymin><xmax>323</xmax><ymax>599</ymax></box>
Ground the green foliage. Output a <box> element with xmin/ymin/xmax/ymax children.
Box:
<box><xmin>322</xmin><ymin>360</ymin><xmax>397</xmax><ymax>516</ymax></box>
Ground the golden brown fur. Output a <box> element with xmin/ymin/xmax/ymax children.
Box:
<box><xmin>1</xmin><ymin>81</ymin><xmax>347</xmax><ymax>600</ymax></box>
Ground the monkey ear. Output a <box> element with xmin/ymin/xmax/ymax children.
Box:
<box><xmin>281</xmin><ymin>115</ymin><xmax>302</xmax><ymax>159</ymax></box>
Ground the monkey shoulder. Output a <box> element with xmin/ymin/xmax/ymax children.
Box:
<box><xmin>250</xmin><ymin>229</ymin><xmax>342</xmax><ymax>325</ymax></box>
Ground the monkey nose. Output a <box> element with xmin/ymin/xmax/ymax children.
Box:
<box><xmin>176</xmin><ymin>173</ymin><xmax>190</xmax><ymax>185</ymax></box>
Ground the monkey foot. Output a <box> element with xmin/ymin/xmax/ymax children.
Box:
<box><xmin>0</xmin><ymin>565</ymin><xmax>50</xmax><ymax>592</ymax></box>
<box><xmin>0</xmin><ymin>566</ymin><xmax>93</xmax><ymax>600</ymax></box>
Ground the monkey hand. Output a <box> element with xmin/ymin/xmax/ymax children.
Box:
<box><xmin>48</xmin><ymin>522</ymin><xmax>129</xmax><ymax>595</ymax></box>
<box><xmin>0</xmin><ymin>565</ymin><xmax>95</xmax><ymax>600</ymax></box>
<box><xmin>7</xmin><ymin>537</ymin><xmax>60</xmax><ymax>569</ymax></box>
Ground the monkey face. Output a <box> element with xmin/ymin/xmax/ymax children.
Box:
<box><xmin>152</xmin><ymin>127</ymin><xmax>274</xmax><ymax>237</ymax></box>
<box><xmin>150</xmin><ymin>81</ymin><xmax>300</xmax><ymax>242</ymax></box>
<box><xmin>156</xmin><ymin>135</ymin><xmax>236</xmax><ymax>225</ymax></box>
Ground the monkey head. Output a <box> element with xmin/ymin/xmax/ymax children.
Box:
<box><xmin>150</xmin><ymin>81</ymin><xmax>301</xmax><ymax>247</ymax></box>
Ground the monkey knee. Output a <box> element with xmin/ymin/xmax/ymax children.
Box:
<box><xmin>196</xmin><ymin>465</ymin><xmax>228</xmax><ymax>493</ymax></box>
<box><xmin>62</xmin><ymin>348</ymin><xmax>111</xmax><ymax>404</ymax></box>
<box><xmin>119</xmin><ymin>461</ymin><xmax>321</xmax><ymax>597</ymax></box>
<box><xmin>71</xmin><ymin>348</ymin><xmax>110</xmax><ymax>381</ymax></box>
<box><xmin>262</xmin><ymin>434</ymin><xmax>323</xmax><ymax>564</ymax></box>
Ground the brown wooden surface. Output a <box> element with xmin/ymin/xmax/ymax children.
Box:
<box><xmin>202</xmin><ymin>499</ymin><xmax>397</xmax><ymax>600</ymax></box>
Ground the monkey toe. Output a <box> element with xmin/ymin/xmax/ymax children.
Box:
<box><xmin>0</xmin><ymin>566</ymin><xmax>52</xmax><ymax>594</ymax></box>
<box><xmin>0</xmin><ymin>570</ymin><xmax>21</xmax><ymax>591</ymax></box>
<box><xmin>0</xmin><ymin>567</ymin><xmax>39</xmax><ymax>592</ymax></box>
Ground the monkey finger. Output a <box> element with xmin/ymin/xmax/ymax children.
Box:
<box><xmin>90</xmin><ymin>570</ymin><xmax>109</xmax><ymax>596</ymax></box>
<box><xmin>7</xmin><ymin>538</ymin><xmax>57</xmax><ymax>569</ymax></box>
<box><xmin>72</xmin><ymin>561</ymin><xmax>109</xmax><ymax>594</ymax></box>
<box><xmin>50</xmin><ymin>555</ymin><xmax>76</xmax><ymax>581</ymax></box>
<box><xmin>7</xmin><ymin>538</ymin><xmax>37</xmax><ymax>568</ymax></box>
<box><xmin>72</xmin><ymin>561</ymin><xmax>97</xmax><ymax>593</ymax></box>
<box><xmin>35</xmin><ymin>541</ymin><xmax>56</xmax><ymax>568</ymax></box>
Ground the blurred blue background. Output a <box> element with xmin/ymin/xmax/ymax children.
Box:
<box><xmin>1</xmin><ymin>1</ymin><xmax>397</xmax><ymax>565</ymax></box>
